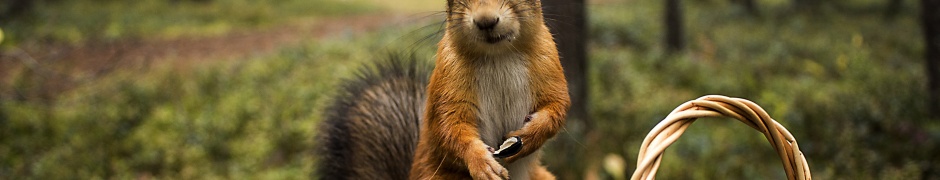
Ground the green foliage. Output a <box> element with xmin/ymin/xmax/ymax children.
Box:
<box><xmin>579</xmin><ymin>0</ymin><xmax>937</xmax><ymax>179</ymax></box>
<box><xmin>0</xmin><ymin>25</ymin><xmax>439</xmax><ymax>178</ymax></box>
<box><xmin>1</xmin><ymin>0</ymin><xmax>936</xmax><ymax>178</ymax></box>
<box><xmin>0</xmin><ymin>0</ymin><xmax>378</xmax><ymax>45</ymax></box>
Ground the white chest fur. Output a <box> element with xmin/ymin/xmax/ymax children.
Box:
<box><xmin>473</xmin><ymin>55</ymin><xmax>535</xmax><ymax>179</ymax></box>
<box><xmin>473</xmin><ymin>55</ymin><xmax>532</xmax><ymax>147</ymax></box>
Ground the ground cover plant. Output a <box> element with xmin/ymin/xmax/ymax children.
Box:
<box><xmin>1</xmin><ymin>0</ymin><xmax>936</xmax><ymax>178</ymax></box>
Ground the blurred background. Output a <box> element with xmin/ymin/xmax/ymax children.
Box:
<box><xmin>1</xmin><ymin>0</ymin><xmax>937</xmax><ymax>179</ymax></box>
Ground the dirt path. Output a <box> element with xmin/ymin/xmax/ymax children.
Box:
<box><xmin>0</xmin><ymin>13</ymin><xmax>416</xmax><ymax>100</ymax></box>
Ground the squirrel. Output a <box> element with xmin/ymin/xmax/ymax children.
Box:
<box><xmin>316</xmin><ymin>0</ymin><xmax>569</xmax><ymax>179</ymax></box>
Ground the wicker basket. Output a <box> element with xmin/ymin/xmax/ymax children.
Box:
<box><xmin>631</xmin><ymin>95</ymin><xmax>812</xmax><ymax>180</ymax></box>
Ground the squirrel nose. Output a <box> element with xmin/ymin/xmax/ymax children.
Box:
<box><xmin>474</xmin><ymin>16</ymin><xmax>499</xmax><ymax>31</ymax></box>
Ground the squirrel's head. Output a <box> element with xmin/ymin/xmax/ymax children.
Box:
<box><xmin>445</xmin><ymin>0</ymin><xmax>547</xmax><ymax>55</ymax></box>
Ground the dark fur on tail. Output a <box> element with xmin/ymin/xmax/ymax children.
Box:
<box><xmin>316</xmin><ymin>53</ymin><xmax>431</xmax><ymax>179</ymax></box>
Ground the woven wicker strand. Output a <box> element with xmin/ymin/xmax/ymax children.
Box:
<box><xmin>631</xmin><ymin>95</ymin><xmax>811</xmax><ymax>180</ymax></box>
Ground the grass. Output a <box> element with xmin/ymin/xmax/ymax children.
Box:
<box><xmin>1</xmin><ymin>0</ymin><xmax>938</xmax><ymax>179</ymax></box>
<box><xmin>0</xmin><ymin>0</ymin><xmax>380</xmax><ymax>45</ymax></box>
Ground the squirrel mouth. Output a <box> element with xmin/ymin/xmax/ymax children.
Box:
<box><xmin>483</xmin><ymin>33</ymin><xmax>515</xmax><ymax>44</ymax></box>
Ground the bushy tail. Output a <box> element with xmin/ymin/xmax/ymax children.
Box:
<box><xmin>316</xmin><ymin>53</ymin><xmax>430</xmax><ymax>179</ymax></box>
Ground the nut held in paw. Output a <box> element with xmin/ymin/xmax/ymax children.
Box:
<box><xmin>492</xmin><ymin>136</ymin><xmax>522</xmax><ymax>158</ymax></box>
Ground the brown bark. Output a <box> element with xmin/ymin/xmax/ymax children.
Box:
<box><xmin>732</xmin><ymin>0</ymin><xmax>759</xmax><ymax>15</ymax></box>
<box><xmin>542</xmin><ymin>0</ymin><xmax>588</xmax><ymax>127</ymax></box>
<box><xmin>665</xmin><ymin>0</ymin><xmax>684</xmax><ymax>52</ymax></box>
<box><xmin>540</xmin><ymin>0</ymin><xmax>588</xmax><ymax>178</ymax></box>
<box><xmin>0</xmin><ymin>0</ymin><xmax>34</xmax><ymax>19</ymax></box>
<box><xmin>885</xmin><ymin>0</ymin><xmax>903</xmax><ymax>18</ymax></box>
<box><xmin>923</xmin><ymin>0</ymin><xmax>940</xmax><ymax>117</ymax></box>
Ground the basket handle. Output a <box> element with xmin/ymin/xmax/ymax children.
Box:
<box><xmin>631</xmin><ymin>95</ymin><xmax>812</xmax><ymax>180</ymax></box>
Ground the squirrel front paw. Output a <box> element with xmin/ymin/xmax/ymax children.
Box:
<box><xmin>467</xmin><ymin>150</ymin><xmax>510</xmax><ymax>179</ymax></box>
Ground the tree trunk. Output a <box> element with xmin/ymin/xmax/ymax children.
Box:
<box><xmin>732</xmin><ymin>0</ymin><xmax>759</xmax><ymax>15</ymax></box>
<box><xmin>541</xmin><ymin>0</ymin><xmax>588</xmax><ymax>178</ymax></box>
<box><xmin>665</xmin><ymin>0</ymin><xmax>684</xmax><ymax>52</ymax></box>
<box><xmin>885</xmin><ymin>0</ymin><xmax>903</xmax><ymax>19</ymax></box>
<box><xmin>542</xmin><ymin>0</ymin><xmax>588</xmax><ymax>129</ymax></box>
<box><xmin>791</xmin><ymin>0</ymin><xmax>821</xmax><ymax>12</ymax></box>
<box><xmin>923</xmin><ymin>0</ymin><xmax>940</xmax><ymax>118</ymax></box>
<box><xmin>0</xmin><ymin>0</ymin><xmax>35</xmax><ymax>19</ymax></box>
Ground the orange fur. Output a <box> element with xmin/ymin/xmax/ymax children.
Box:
<box><xmin>409</xmin><ymin>0</ymin><xmax>570</xmax><ymax>179</ymax></box>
